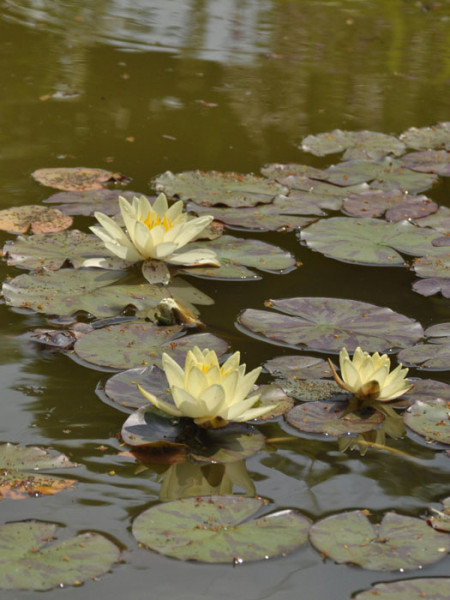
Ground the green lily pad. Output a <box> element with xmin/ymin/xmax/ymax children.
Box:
<box><xmin>104</xmin><ymin>365</ymin><xmax>171</xmax><ymax>411</ymax></box>
<box><xmin>132</xmin><ymin>495</ymin><xmax>311</xmax><ymax>562</ymax></box>
<box><xmin>275</xmin><ymin>379</ymin><xmax>347</xmax><ymax>403</ymax></box>
<box><xmin>264</xmin><ymin>355</ymin><xmax>333</xmax><ymax>380</ymax></box>
<box><xmin>400</xmin><ymin>122</ymin><xmax>450</xmax><ymax>150</ymax></box>
<box><xmin>354</xmin><ymin>578</ymin><xmax>450</xmax><ymax>600</ymax></box>
<box><xmin>238</xmin><ymin>297</ymin><xmax>423</xmax><ymax>353</ymax></box>
<box><xmin>403</xmin><ymin>399</ymin><xmax>450</xmax><ymax>444</ymax></box>
<box><xmin>342</xmin><ymin>190</ymin><xmax>437</xmax><ymax>222</ymax></box>
<box><xmin>401</xmin><ymin>150</ymin><xmax>450</xmax><ymax>176</ymax></box>
<box><xmin>32</xmin><ymin>167</ymin><xmax>129</xmax><ymax>191</ymax></box>
<box><xmin>285</xmin><ymin>402</ymin><xmax>384</xmax><ymax>437</ymax></box>
<box><xmin>414</xmin><ymin>206</ymin><xmax>450</xmax><ymax>233</ymax></box>
<box><xmin>178</xmin><ymin>235</ymin><xmax>296</xmax><ymax>280</ymax></box>
<box><xmin>301</xmin><ymin>130</ymin><xmax>405</xmax><ymax>160</ymax></box>
<box><xmin>187</xmin><ymin>199</ymin><xmax>317</xmax><ymax>231</ymax></box>
<box><xmin>43</xmin><ymin>190</ymin><xmax>153</xmax><ymax>216</ymax></box>
<box><xmin>3</xmin><ymin>230</ymin><xmax>131</xmax><ymax>271</ymax></box>
<box><xmin>428</xmin><ymin>497</ymin><xmax>450</xmax><ymax>533</ymax></box>
<box><xmin>261</xmin><ymin>163</ymin><xmax>330</xmax><ymax>188</ymax></box>
<box><xmin>0</xmin><ymin>443</ymin><xmax>78</xmax><ymax>500</ymax></box>
<box><xmin>309</xmin><ymin>510</ymin><xmax>450</xmax><ymax>571</ymax></box>
<box><xmin>413</xmin><ymin>277</ymin><xmax>450</xmax><ymax>298</ymax></box>
<box><xmin>74</xmin><ymin>324</ymin><xmax>228</xmax><ymax>369</ymax></box>
<box><xmin>398</xmin><ymin>342</ymin><xmax>450</xmax><ymax>370</ymax></box>
<box><xmin>413</xmin><ymin>250</ymin><xmax>450</xmax><ymax>279</ymax></box>
<box><xmin>317</xmin><ymin>159</ymin><xmax>437</xmax><ymax>193</ymax></box>
<box><xmin>300</xmin><ymin>217</ymin><xmax>440</xmax><ymax>265</ymax></box>
<box><xmin>0</xmin><ymin>522</ymin><xmax>119</xmax><ymax>590</ymax></box>
<box><xmin>122</xmin><ymin>409</ymin><xmax>266</xmax><ymax>463</ymax></box>
<box><xmin>0</xmin><ymin>205</ymin><xmax>73</xmax><ymax>234</ymax></box>
<box><xmin>154</xmin><ymin>170</ymin><xmax>287</xmax><ymax>207</ymax></box>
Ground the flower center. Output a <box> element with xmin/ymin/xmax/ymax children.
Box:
<box><xmin>142</xmin><ymin>212</ymin><xmax>173</xmax><ymax>232</ymax></box>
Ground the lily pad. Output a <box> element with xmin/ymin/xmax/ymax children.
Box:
<box><xmin>300</xmin><ymin>217</ymin><xmax>440</xmax><ymax>265</ymax></box>
<box><xmin>74</xmin><ymin>324</ymin><xmax>228</xmax><ymax>369</ymax></box>
<box><xmin>154</xmin><ymin>170</ymin><xmax>287</xmax><ymax>208</ymax></box>
<box><xmin>428</xmin><ymin>497</ymin><xmax>450</xmax><ymax>533</ymax></box>
<box><xmin>301</xmin><ymin>130</ymin><xmax>405</xmax><ymax>160</ymax></box>
<box><xmin>412</xmin><ymin>277</ymin><xmax>450</xmax><ymax>298</ymax></box>
<box><xmin>255</xmin><ymin>384</ymin><xmax>294</xmax><ymax>418</ymax></box>
<box><xmin>397</xmin><ymin>378</ymin><xmax>450</xmax><ymax>408</ymax></box>
<box><xmin>285</xmin><ymin>402</ymin><xmax>384</xmax><ymax>437</ymax></box>
<box><xmin>261</xmin><ymin>163</ymin><xmax>330</xmax><ymax>188</ymax></box>
<box><xmin>178</xmin><ymin>235</ymin><xmax>296</xmax><ymax>280</ymax></box>
<box><xmin>354</xmin><ymin>578</ymin><xmax>450</xmax><ymax>600</ymax></box>
<box><xmin>132</xmin><ymin>495</ymin><xmax>311</xmax><ymax>562</ymax></box>
<box><xmin>309</xmin><ymin>510</ymin><xmax>450</xmax><ymax>571</ymax></box>
<box><xmin>0</xmin><ymin>205</ymin><xmax>73</xmax><ymax>234</ymax></box>
<box><xmin>400</xmin><ymin>122</ymin><xmax>450</xmax><ymax>150</ymax></box>
<box><xmin>32</xmin><ymin>167</ymin><xmax>129</xmax><ymax>191</ymax></box>
<box><xmin>413</xmin><ymin>250</ymin><xmax>450</xmax><ymax>279</ymax></box>
<box><xmin>3</xmin><ymin>230</ymin><xmax>131</xmax><ymax>271</ymax></box>
<box><xmin>401</xmin><ymin>150</ymin><xmax>450</xmax><ymax>176</ymax></box>
<box><xmin>238</xmin><ymin>297</ymin><xmax>423</xmax><ymax>353</ymax></box>
<box><xmin>43</xmin><ymin>190</ymin><xmax>153</xmax><ymax>216</ymax></box>
<box><xmin>342</xmin><ymin>190</ymin><xmax>437</xmax><ymax>222</ymax></box>
<box><xmin>0</xmin><ymin>443</ymin><xmax>78</xmax><ymax>500</ymax></box>
<box><xmin>414</xmin><ymin>206</ymin><xmax>450</xmax><ymax>233</ymax></box>
<box><xmin>403</xmin><ymin>399</ymin><xmax>450</xmax><ymax>444</ymax></box>
<box><xmin>398</xmin><ymin>342</ymin><xmax>450</xmax><ymax>370</ymax></box>
<box><xmin>425</xmin><ymin>323</ymin><xmax>450</xmax><ymax>338</ymax></box>
<box><xmin>0</xmin><ymin>522</ymin><xmax>119</xmax><ymax>590</ymax></box>
<box><xmin>264</xmin><ymin>355</ymin><xmax>333</xmax><ymax>380</ymax></box>
<box><xmin>104</xmin><ymin>365</ymin><xmax>172</xmax><ymax>412</ymax></box>
<box><xmin>122</xmin><ymin>408</ymin><xmax>266</xmax><ymax>463</ymax></box>
<box><xmin>275</xmin><ymin>378</ymin><xmax>347</xmax><ymax>403</ymax></box>
<box><xmin>187</xmin><ymin>199</ymin><xmax>318</xmax><ymax>231</ymax></box>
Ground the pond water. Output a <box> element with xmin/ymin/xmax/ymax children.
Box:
<box><xmin>0</xmin><ymin>1</ymin><xmax>449</xmax><ymax>598</ymax></box>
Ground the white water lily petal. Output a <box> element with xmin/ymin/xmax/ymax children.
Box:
<box><xmin>103</xmin><ymin>240</ymin><xmax>142</xmax><ymax>262</ymax></box>
<box><xmin>224</xmin><ymin>393</ymin><xmax>261</xmax><ymax>421</ymax></box>
<box><xmin>162</xmin><ymin>353</ymin><xmax>185</xmax><ymax>389</ymax></box>
<box><xmin>199</xmin><ymin>384</ymin><xmax>226</xmax><ymax>414</ymax></box>
<box><xmin>153</xmin><ymin>192</ymin><xmax>170</xmax><ymax>216</ymax></box>
<box><xmin>234</xmin><ymin>404</ymin><xmax>276</xmax><ymax>422</ymax></box>
<box><xmin>341</xmin><ymin>358</ymin><xmax>361</xmax><ymax>391</ymax></box>
<box><xmin>166</xmin><ymin>248</ymin><xmax>220</xmax><ymax>266</ymax></box>
<box><xmin>172</xmin><ymin>386</ymin><xmax>208</xmax><ymax>418</ymax></box>
<box><xmin>171</xmin><ymin>216</ymin><xmax>214</xmax><ymax>247</ymax></box>
<box><xmin>137</xmin><ymin>385</ymin><xmax>183</xmax><ymax>417</ymax></box>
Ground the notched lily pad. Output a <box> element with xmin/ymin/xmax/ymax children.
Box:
<box><xmin>0</xmin><ymin>443</ymin><xmax>78</xmax><ymax>500</ymax></box>
<box><xmin>414</xmin><ymin>206</ymin><xmax>450</xmax><ymax>233</ymax></box>
<box><xmin>74</xmin><ymin>324</ymin><xmax>228</xmax><ymax>370</ymax></box>
<box><xmin>401</xmin><ymin>150</ymin><xmax>450</xmax><ymax>176</ymax></box>
<box><xmin>400</xmin><ymin>122</ymin><xmax>450</xmax><ymax>150</ymax></box>
<box><xmin>132</xmin><ymin>495</ymin><xmax>311</xmax><ymax>562</ymax></box>
<box><xmin>403</xmin><ymin>400</ymin><xmax>450</xmax><ymax>445</ymax></box>
<box><xmin>301</xmin><ymin>130</ymin><xmax>405</xmax><ymax>160</ymax></box>
<box><xmin>32</xmin><ymin>167</ymin><xmax>130</xmax><ymax>191</ymax></box>
<box><xmin>398</xmin><ymin>342</ymin><xmax>450</xmax><ymax>370</ymax></box>
<box><xmin>122</xmin><ymin>408</ymin><xmax>265</xmax><ymax>463</ymax></box>
<box><xmin>179</xmin><ymin>235</ymin><xmax>296</xmax><ymax>280</ymax></box>
<box><xmin>285</xmin><ymin>402</ymin><xmax>383</xmax><ymax>437</ymax></box>
<box><xmin>0</xmin><ymin>205</ymin><xmax>73</xmax><ymax>234</ymax></box>
<box><xmin>342</xmin><ymin>190</ymin><xmax>437</xmax><ymax>222</ymax></box>
<box><xmin>238</xmin><ymin>297</ymin><xmax>423</xmax><ymax>353</ymax></box>
<box><xmin>0</xmin><ymin>522</ymin><xmax>119</xmax><ymax>590</ymax></box>
<box><xmin>413</xmin><ymin>277</ymin><xmax>450</xmax><ymax>299</ymax></box>
<box><xmin>43</xmin><ymin>189</ymin><xmax>154</xmax><ymax>216</ymax></box>
<box><xmin>154</xmin><ymin>170</ymin><xmax>287</xmax><ymax>208</ymax></box>
<box><xmin>104</xmin><ymin>365</ymin><xmax>172</xmax><ymax>412</ymax></box>
<box><xmin>309</xmin><ymin>510</ymin><xmax>450</xmax><ymax>571</ymax></box>
<box><xmin>300</xmin><ymin>217</ymin><xmax>440</xmax><ymax>265</ymax></box>
<box><xmin>354</xmin><ymin>578</ymin><xmax>450</xmax><ymax>600</ymax></box>
<box><xmin>413</xmin><ymin>250</ymin><xmax>450</xmax><ymax>280</ymax></box>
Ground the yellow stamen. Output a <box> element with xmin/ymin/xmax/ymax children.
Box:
<box><xmin>142</xmin><ymin>211</ymin><xmax>173</xmax><ymax>232</ymax></box>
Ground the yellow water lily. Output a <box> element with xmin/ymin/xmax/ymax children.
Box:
<box><xmin>90</xmin><ymin>193</ymin><xmax>219</xmax><ymax>266</ymax></box>
<box><xmin>138</xmin><ymin>347</ymin><xmax>277</xmax><ymax>428</ymax></box>
<box><xmin>328</xmin><ymin>347</ymin><xmax>413</xmax><ymax>402</ymax></box>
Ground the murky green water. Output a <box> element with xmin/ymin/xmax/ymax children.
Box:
<box><xmin>1</xmin><ymin>1</ymin><xmax>449</xmax><ymax>598</ymax></box>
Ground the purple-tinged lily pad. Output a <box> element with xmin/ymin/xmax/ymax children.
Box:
<box><xmin>395</xmin><ymin>378</ymin><xmax>450</xmax><ymax>408</ymax></box>
<box><xmin>3</xmin><ymin>230</ymin><xmax>131</xmax><ymax>271</ymax></box>
<box><xmin>398</xmin><ymin>342</ymin><xmax>450</xmax><ymax>370</ymax></box>
<box><xmin>178</xmin><ymin>235</ymin><xmax>296</xmax><ymax>280</ymax></box>
<box><xmin>425</xmin><ymin>323</ymin><xmax>450</xmax><ymax>339</ymax></box>
<box><xmin>0</xmin><ymin>522</ymin><xmax>119</xmax><ymax>590</ymax></box>
<box><xmin>132</xmin><ymin>495</ymin><xmax>311</xmax><ymax>562</ymax></box>
<box><xmin>342</xmin><ymin>190</ymin><xmax>437</xmax><ymax>222</ymax></box>
<box><xmin>413</xmin><ymin>277</ymin><xmax>450</xmax><ymax>298</ymax></box>
<box><xmin>300</xmin><ymin>217</ymin><xmax>440</xmax><ymax>265</ymax></box>
<box><xmin>29</xmin><ymin>324</ymin><xmax>92</xmax><ymax>350</ymax></box>
<box><xmin>261</xmin><ymin>163</ymin><xmax>329</xmax><ymax>188</ymax></box>
<box><xmin>301</xmin><ymin>130</ymin><xmax>405</xmax><ymax>160</ymax></box>
<box><xmin>74</xmin><ymin>324</ymin><xmax>227</xmax><ymax>370</ymax></box>
<box><xmin>264</xmin><ymin>355</ymin><xmax>333</xmax><ymax>380</ymax></box>
<box><xmin>354</xmin><ymin>578</ymin><xmax>450</xmax><ymax>600</ymax></box>
<box><xmin>309</xmin><ymin>510</ymin><xmax>450</xmax><ymax>571</ymax></box>
<box><xmin>414</xmin><ymin>206</ymin><xmax>450</xmax><ymax>233</ymax></box>
<box><xmin>43</xmin><ymin>190</ymin><xmax>153</xmax><ymax>216</ymax></box>
<box><xmin>32</xmin><ymin>167</ymin><xmax>129</xmax><ymax>191</ymax></box>
<box><xmin>0</xmin><ymin>205</ymin><xmax>73</xmax><ymax>234</ymax></box>
<box><xmin>400</xmin><ymin>122</ymin><xmax>450</xmax><ymax>150</ymax></box>
<box><xmin>187</xmin><ymin>199</ymin><xmax>318</xmax><ymax>231</ymax></box>
<box><xmin>401</xmin><ymin>150</ymin><xmax>450</xmax><ymax>176</ymax></box>
<box><xmin>285</xmin><ymin>402</ymin><xmax>383</xmax><ymax>437</ymax></box>
<box><xmin>122</xmin><ymin>408</ymin><xmax>265</xmax><ymax>463</ymax></box>
<box><xmin>238</xmin><ymin>297</ymin><xmax>423</xmax><ymax>354</ymax></box>
<box><xmin>154</xmin><ymin>170</ymin><xmax>287</xmax><ymax>207</ymax></box>
<box><xmin>403</xmin><ymin>399</ymin><xmax>450</xmax><ymax>445</ymax></box>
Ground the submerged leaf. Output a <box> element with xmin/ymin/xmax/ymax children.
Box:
<box><xmin>0</xmin><ymin>522</ymin><xmax>119</xmax><ymax>590</ymax></box>
<box><xmin>0</xmin><ymin>205</ymin><xmax>72</xmax><ymax>234</ymax></box>
<box><xmin>132</xmin><ymin>495</ymin><xmax>311</xmax><ymax>562</ymax></box>
<box><xmin>32</xmin><ymin>167</ymin><xmax>129</xmax><ymax>191</ymax></box>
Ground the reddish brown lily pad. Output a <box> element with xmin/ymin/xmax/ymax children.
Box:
<box><xmin>0</xmin><ymin>205</ymin><xmax>73</xmax><ymax>234</ymax></box>
<box><xmin>401</xmin><ymin>150</ymin><xmax>450</xmax><ymax>176</ymax></box>
<box><xmin>342</xmin><ymin>190</ymin><xmax>437</xmax><ymax>222</ymax></box>
<box><xmin>32</xmin><ymin>167</ymin><xmax>129</xmax><ymax>191</ymax></box>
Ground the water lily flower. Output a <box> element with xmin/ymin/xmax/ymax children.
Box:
<box><xmin>90</xmin><ymin>193</ymin><xmax>219</xmax><ymax>266</ymax></box>
<box><xmin>138</xmin><ymin>347</ymin><xmax>277</xmax><ymax>428</ymax></box>
<box><xmin>328</xmin><ymin>347</ymin><xmax>413</xmax><ymax>402</ymax></box>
